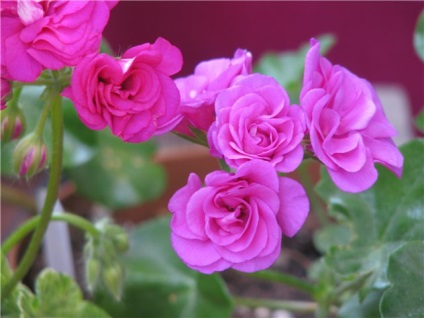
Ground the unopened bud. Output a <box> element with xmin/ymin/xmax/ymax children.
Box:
<box><xmin>12</xmin><ymin>133</ymin><xmax>47</xmax><ymax>178</ymax></box>
<box><xmin>105</xmin><ymin>224</ymin><xmax>130</xmax><ymax>253</ymax></box>
<box><xmin>85</xmin><ymin>257</ymin><xmax>101</xmax><ymax>292</ymax></box>
<box><xmin>102</xmin><ymin>263</ymin><xmax>124</xmax><ymax>301</ymax></box>
<box><xmin>1</xmin><ymin>106</ymin><xmax>25</xmax><ymax>143</ymax></box>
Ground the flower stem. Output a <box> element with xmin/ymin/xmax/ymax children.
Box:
<box><xmin>234</xmin><ymin>296</ymin><xmax>318</xmax><ymax>313</ymax></box>
<box><xmin>243</xmin><ymin>270</ymin><xmax>315</xmax><ymax>295</ymax></box>
<box><xmin>33</xmin><ymin>99</ymin><xmax>52</xmax><ymax>137</ymax></box>
<box><xmin>298</xmin><ymin>160</ymin><xmax>329</xmax><ymax>226</ymax></box>
<box><xmin>1</xmin><ymin>212</ymin><xmax>100</xmax><ymax>255</ymax></box>
<box><xmin>1</xmin><ymin>94</ymin><xmax>63</xmax><ymax>301</ymax></box>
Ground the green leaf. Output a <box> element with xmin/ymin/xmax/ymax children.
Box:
<box><xmin>93</xmin><ymin>217</ymin><xmax>233</xmax><ymax>318</ymax></box>
<box><xmin>65</xmin><ymin>130</ymin><xmax>165</xmax><ymax>209</ymax></box>
<box><xmin>316</xmin><ymin>139</ymin><xmax>424</xmax><ymax>293</ymax></box>
<box><xmin>17</xmin><ymin>268</ymin><xmax>110</xmax><ymax>318</ymax></box>
<box><xmin>338</xmin><ymin>290</ymin><xmax>383</xmax><ymax>318</ymax></box>
<box><xmin>254</xmin><ymin>34</ymin><xmax>336</xmax><ymax>104</ymax></box>
<box><xmin>414</xmin><ymin>10</ymin><xmax>424</xmax><ymax>62</ymax></box>
<box><xmin>313</xmin><ymin>224</ymin><xmax>352</xmax><ymax>254</ymax></box>
<box><xmin>380</xmin><ymin>241</ymin><xmax>424</xmax><ymax>318</ymax></box>
<box><xmin>415</xmin><ymin>109</ymin><xmax>424</xmax><ymax>133</ymax></box>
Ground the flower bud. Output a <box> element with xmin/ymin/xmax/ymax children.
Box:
<box><xmin>85</xmin><ymin>257</ymin><xmax>101</xmax><ymax>292</ymax></box>
<box><xmin>12</xmin><ymin>133</ymin><xmax>48</xmax><ymax>178</ymax></box>
<box><xmin>1</xmin><ymin>107</ymin><xmax>25</xmax><ymax>143</ymax></box>
<box><xmin>102</xmin><ymin>263</ymin><xmax>124</xmax><ymax>301</ymax></box>
<box><xmin>104</xmin><ymin>224</ymin><xmax>130</xmax><ymax>253</ymax></box>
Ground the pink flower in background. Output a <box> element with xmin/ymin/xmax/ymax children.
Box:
<box><xmin>168</xmin><ymin>160</ymin><xmax>309</xmax><ymax>274</ymax></box>
<box><xmin>1</xmin><ymin>0</ymin><xmax>118</xmax><ymax>82</ymax></box>
<box><xmin>63</xmin><ymin>37</ymin><xmax>183</xmax><ymax>143</ymax></box>
<box><xmin>300</xmin><ymin>39</ymin><xmax>403</xmax><ymax>193</ymax></box>
<box><xmin>173</xmin><ymin>49</ymin><xmax>252</xmax><ymax>136</ymax></box>
<box><xmin>208</xmin><ymin>74</ymin><xmax>306</xmax><ymax>173</ymax></box>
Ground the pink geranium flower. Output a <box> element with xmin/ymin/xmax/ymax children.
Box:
<box><xmin>63</xmin><ymin>37</ymin><xmax>183</xmax><ymax>143</ymax></box>
<box><xmin>168</xmin><ymin>160</ymin><xmax>309</xmax><ymax>274</ymax></box>
<box><xmin>300</xmin><ymin>39</ymin><xmax>403</xmax><ymax>192</ymax></box>
<box><xmin>208</xmin><ymin>74</ymin><xmax>306</xmax><ymax>173</ymax></box>
<box><xmin>173</xmin><ymin>49</ymin><xmax>252</xmax><ymax>136</ymax></box>
<box><xmin>1</xmin><ymin>0</ymin><xmax>118</xmax><ymax>82</ymax></box>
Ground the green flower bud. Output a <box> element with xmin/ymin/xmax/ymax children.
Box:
<box><xmin>102</xmin><ymin>263</ymin><xmax>124</xmax><ymax>301</ymax></box>
<box><xmin>112</xmin><ymin>232</ymin><xmax>130</xmax><ymax>253</ymax></box>
<box><xmin>85</xmin><ymin>258</ymin><xmax>102</xmax><ymax>292</ymax></box>
<box><xmin>1</xmin><ymin>106</ymin><xmax>25</xmax><ymax>143</ymax></box>
<box><xmin>12</xmin><ymin>133</ymin><xmax>47</xmax><ymax>178</ymax></box>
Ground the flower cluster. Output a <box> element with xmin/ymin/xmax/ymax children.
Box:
<box><xmin>1</xmin><ymin>1</ymin><xmax>403</xmax><ymax>274</ymax></box>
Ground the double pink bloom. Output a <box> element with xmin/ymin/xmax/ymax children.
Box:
<box><xmin>168</xmin><ymin>160</ymin><xmax>309</xmax><ymax>274</ymax></box>
<box><xmin>63</xmin><ymin>38</ymin><xmax>183</xmax><ymax>142</ymax></box>
<box><xmin>300</xmin><ymin>39</ymin><xmax>403</xmax><ymax>192</ymax></box>
<box><xmin>1</xmin><ymin>0</ymin><xmax>117</xmax><ymax>82</ymax></box>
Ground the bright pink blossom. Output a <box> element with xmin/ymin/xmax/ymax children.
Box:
<box><xmin>300</xmin><ymin>39</ymin><xmax>403</xmax><ymax>192</ymax></box>
<box><xmin>208</xmin><ymin>74</ymin><xmax>306</xmax><ymax>173</ymax></box>
<box><xmin>1</xmin><ymin>0</ymin><xmax>118</xmax><ymax>82</ymax></box>
<box><xmin>63</xmin><ymin>37</ymin><xmax>183</xmax><ymax>142</ymax></box>
<box><xmin>173</xmin><ymin>49</ymin><xmax>252</xmax><ymax>136</ymax></box>
<box><xmin>168</xmin><ymin>160</ymin><xmax>309</xmax><ymax>274</ymax></box>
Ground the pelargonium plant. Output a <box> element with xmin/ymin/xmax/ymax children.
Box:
<box><xmin>1</xmin><ymin>1</ymin><xmax>423</xmax><ymax>318</ymax></box>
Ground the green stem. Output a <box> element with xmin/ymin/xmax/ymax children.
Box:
<box><xmin>33</xmin><ymin>99</ymin><xmax>52</xmax><ymax>137</ymax></box>
<box><xmin>234</xmin><ymin>296</ymin><xmax>318</xmax><ymax>313</ymax></box>
<box><xmin>315</xmin><ymin>300</ymin><xmax>330</xmax><ymax>318</ymax></box>
<box><xmin>1</xmin><ymin>94</ymin><xmax>63</xmax><ymax>301</ymax></box>
<box><xmin>0</xmin><ymin>183</ymin><xmax>37</xmax><ymax>215</ymax></box>
<box><xmin>7</xmin><ymin>86</ymin><xmax>23</xmax><ymax>109</ymax></box>
<box><xmin>1</xmin><ymin>212</ymin><xmax>100</xmax><ymax>255</ymax></box>
<box><xmin>298</xmin><ymin>160</ymin><xmax>329</xmax><ymax>226</ymax></box>
<box><xmin>243</xmin><ymin>270</ymin><xmax>315</xmax><ymax>295</ymax></box>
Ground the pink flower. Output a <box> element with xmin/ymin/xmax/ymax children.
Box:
<box><xmin>1</xmin><ymin>0</ymin><xmax>118</xmax><ymax>82</ymax></box>
<box><xmin>173</xmin><ymin>49</ymin><xmax>252</xmax><ymax>136</ymax></box>
<box><xmin>168</xmin><ymin>160</ymin><xmax>309</xmax><ymax>274</ymax></box>
<box><xmin>300</xmin><ymin>39</ymin><xmax>403</xmax><ymax>192</ymax></box>
<box><xmin>208</xmin><ymin>74</ymin><xmax>306</xmax><ymax>173</ymax></box>
<box><xmin>63</xmin><ymin>37</ymin><xmax>183</xmax><ymax>142</ymax></box>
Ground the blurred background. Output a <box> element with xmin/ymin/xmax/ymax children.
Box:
<box><xmin>103</xmin><ymin>1</ymin><xmax>423</xmax><ymax>124</ymax></box>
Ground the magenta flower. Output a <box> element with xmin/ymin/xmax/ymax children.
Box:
<box><xmin>168</xmin><ymin>160</ymin><xmax>309</xmax><ymax>274</ymax></box>
<box><xmin>1</xmin><ymin>0</ymin><xmax>118</xmax><ymax>82</ymax></box>
<box><xmin>173</xmin><ymin>49</ymin><xmax>252</xmax><ymax>136</ymax></box>
<box><xmin>63</xmin><ymin>37</ymin><xmax>183</xmax><ymax>143</ymax></box>
<box><xmin>300</xmin><ymin>39</ymin><xmax>403</xmax><ymax>193</ymax></box>
<box><xmin>208</xmin><ymin>74</ymin><xmax>306</xmax><ymax>173</ymax></box>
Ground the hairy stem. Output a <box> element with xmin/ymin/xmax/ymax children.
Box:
<box><xmin>1</xmin><ymin>212</ymin><xmax>100</xmax><ymax>255</ymax></box>
<box><xmin>1</xmin><ymin>94</ymin><xmax>63</xmax><ymax>301</ymax></box>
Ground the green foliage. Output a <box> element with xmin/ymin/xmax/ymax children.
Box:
<box><xmin>65</xmin><ymin>128</ymin><xmax>166</xmax><ymax>209</ymax></box>
<box><xmin>415</xmin><ymin>109</ymin><xmax>424</xmax><ymax>133</ymax></box>
<box><xmin>314</xmin><ymin>139</ymin><xmax>424</xmax><ymax>316</ymax></box>
<box><xmin>414</xmin><ymin>11</ymin><xmax>424</xmax><ymax>61</ymax></box>
<box><xmin>17</xmin><ymin>269</ymin><xmax>110</xmax><ymax>317</ymax></box>
<box><xmin>254</xmin><ymin>34</ymin><xmax>335</xmax><ymax>104</ymax></box>
<box><xmin>380</xmin><ymin>241</ymin><xmax>424</xmax><ymax>318</ymax></box>
<box><xmin>93</xmin><ymin>217</ymin><xmax>233</xmax><ymax>318</ymax></box>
